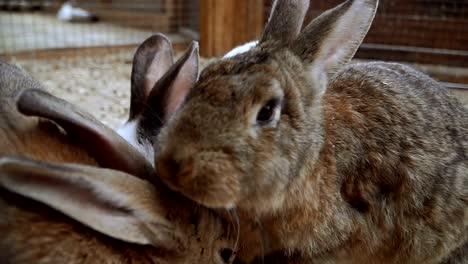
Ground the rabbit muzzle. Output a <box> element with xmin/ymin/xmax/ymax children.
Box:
<box><xmin>156</xmin><ymin>145</ymin><xmax>242</xmax><ymax>209</ymax></box>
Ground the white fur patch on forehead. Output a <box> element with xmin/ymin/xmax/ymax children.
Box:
<box><xmin>223</xmin><ymin>41</ymin><xmax>259</xmax><ymax>59</ymax></box>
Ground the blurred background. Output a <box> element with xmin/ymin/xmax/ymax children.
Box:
<box><xmin>0</xmin><ymin>0</ymin><xmax>467</xmax><ymax>128</ymax></box>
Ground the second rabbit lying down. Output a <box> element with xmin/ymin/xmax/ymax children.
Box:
<box><xmin>0</xmin><ymin>41</ymin><xmax>237</xmax><ymax>263</ymax></box>
<box><xmin>0</xmin><ymin>156</ymin><xmax>236</xmax><ymax>264</ymax></box>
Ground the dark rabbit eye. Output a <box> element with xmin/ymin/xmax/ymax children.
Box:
<box><xmin>219</xmin><ymin>248</ymin><xmax>235</xmax><ymax>263</ymax></box>
<box><xmin>256</xmin><ymin>99</ymin><xmax>280</xmax><ymax>125</ymax></box>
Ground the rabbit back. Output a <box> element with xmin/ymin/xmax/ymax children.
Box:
<box><xmin>0</xmin><ymin>61</ymin><xmax>96</xmax><ymax>165</ymax></box>
<box><xmin>324</xmin><ymin>61</ymin><xmax>468</xmax><ymax>262</ymax></box>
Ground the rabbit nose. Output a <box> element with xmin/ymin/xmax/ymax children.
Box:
<box><xmin>156</xmin><ymin>148</ymin><xmax>196</xmax><ymax>188</ymax></box>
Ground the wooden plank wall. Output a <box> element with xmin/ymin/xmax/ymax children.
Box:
<box><xmin>200</xmin><ymin>0</ymin><xmax>264</xmax><ymax>57</ymax></box>
<box><xmin>305</xmin><ymin>0</ymin><xmax>468</xmax><ymax>67</ymax></box>
<box><xmin>77</xmin><ymin>0</ymin><xmax>171</xmax><ymax>32</ymax></box>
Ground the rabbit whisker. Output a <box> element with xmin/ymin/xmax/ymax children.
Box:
<box><xmin>227</xmin><ymin>207</ymin><xmax>241</xmax><ymax>263</ymax></box>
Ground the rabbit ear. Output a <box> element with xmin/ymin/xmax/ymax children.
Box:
<box><xmin>0</xmin><ymin>155</ymin><xmax>177</xmax><ymax>247</ymax></box>
<box><xmin>130</xmin><ymin>34</ymin><xmax>174</xmax><ymax>120</ymax></box>
<box><xmin>292</xmin><ymin>0</ymin><xmax>378</xmax><ymax>83</ymax></box>
<box><xmin>16</xmin><ymin>89</ymin><xmax>153</xmax><ymax>178</ymax></box>
<box><xmin>260</xmin><ymin>0</ymin><xmax>309</xmax><ymax>46</ymax></box>
<box><xmin>144</xmin><ymin>41</ymin><xmax>199</xmax><ymax>123</ymax></box>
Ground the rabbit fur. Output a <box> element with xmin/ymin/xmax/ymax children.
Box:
<box><xmin>154</xmin><ymin>0</ymin><xmax>468</xmax><ymax>263</ymax></box>
<box><xmin>0</xmin><ymin>40</ymin><xmax>237</xmax><ymax>264</ymax></box>
<box><xmin>223</xmin><ymin>41</ymin><xmax>259</xmax><ymax>59</ymax></box>
<box><xmin>118</xmin><ymin>35</ymin><xmax>255</xmax><ymax>165</ymax></box>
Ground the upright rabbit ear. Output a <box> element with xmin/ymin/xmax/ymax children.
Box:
<box><xmin>0</xmin><ymin>156</ymin><xmax>177</xmax><ymax>247</ymax></box>
<box><xmin>142</xmin><ymin>41</ymin><xmax>199</xmax><ymax>126</ymax></box>
<box><xmin>260</xmin><ymin>0</ymin><xmax>310</xmax><ymax>46</ymax></box>
<box><xmin>129</xmin><ymin>34</ymin><xmax>174</xmax><ymax>121</ymax></box>
<box><xmin>292</xmin><ymin>0</ymin><xmax>378</xmax><ymax>85</ymax></box>
<box><xmin>16</xmin><ymin>89</ymin><xmax>153</xmax><ymax>178</ymax></box>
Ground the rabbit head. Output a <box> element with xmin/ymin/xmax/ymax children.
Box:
<box><xmin>154</xmin><ymin>0</ymin><xmax>378</xmax><ymax>212</ymax></box>
<box><xmin>118</xmin><ymin>35</ymin><xmax>199</xmax><ymax>166</ymax></box>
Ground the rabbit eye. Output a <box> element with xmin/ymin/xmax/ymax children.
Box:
<box><xmin>256</xmin><ymin>99</ymin><xmax>280</xmax><ymax>125</ymax></box>
<box><xmin>219</xmin><ymin>248</ymin><xmax>235</xmax><ymax>263</ymax></box>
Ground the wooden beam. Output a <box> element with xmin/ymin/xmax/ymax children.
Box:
<box><xmin>200</xmin><ymin>0</ymin><xmax>264</xmax><ymax>57</ymax></box>
<box><xmin>0</xmin><ymin>39</ymin><xmax>190</xmax><ymax>61</ymax></box>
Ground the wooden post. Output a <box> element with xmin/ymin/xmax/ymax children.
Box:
<box><xmin>200</xmin><ymin>0</ymin><xmax>264</xmax><ymax>57</ymax></box>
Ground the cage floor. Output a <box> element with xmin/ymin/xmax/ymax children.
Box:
<box><xmin>0</xmin><ymin>11</ymin><xmax>183</xmax><ymax>54</ymax></box>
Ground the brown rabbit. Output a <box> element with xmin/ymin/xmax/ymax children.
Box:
<box><xmin>154</xmin><ymin>0</ymin><xmax>468</xmax><ymax>263</ymax></box>
<box><xmin>0</xmin><ymin>42</ymin><xmax>237</xmax><ymax>263</ymax></box>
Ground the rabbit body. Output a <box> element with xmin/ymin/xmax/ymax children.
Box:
<box><xmin>154</xmin><ymin>0</ymin><xmax>468</xmax><ymax>262</ymax></box>
<box><xmin>0</xmin><ymin>178</ymin><xmax>231</xmax><ymax>264</ymax></box>
<box><xmin>319</xmin><ymin>61</ymin><xmax>468</xmax><ymax>262</ymax></box>
<box><xmin>248</xmin><ymin>61</ymin><xmax>468</xmax><ymax>263</ymax></box>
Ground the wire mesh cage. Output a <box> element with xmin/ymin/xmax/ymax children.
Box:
<box><xmin>0</xmin><ymin>0</ymin><xmax>199</xmax><ymax>61</ymax></box>
<box><xmin>0</xmin><ymin>0</ymin><xmax>203</xmax><ymax>128</ymax></box>
<box><xmin>303</xmin><ymin>0</ymin><xmax>468</xmax><ymax>88</ymax></box>
<box><xmin>0</xmin><ymin>0</ymin><xmax>466</xmax><ymax>128</ymax></box>
<box><xmin>0</xmin><ymin>0</ymin><xmax>252</xmax><ymax>129</ymax></box>
<box><xmin>3</xmin><ymin>1</ymin><xmax>466</xmax><ymax>66</ymax></box>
